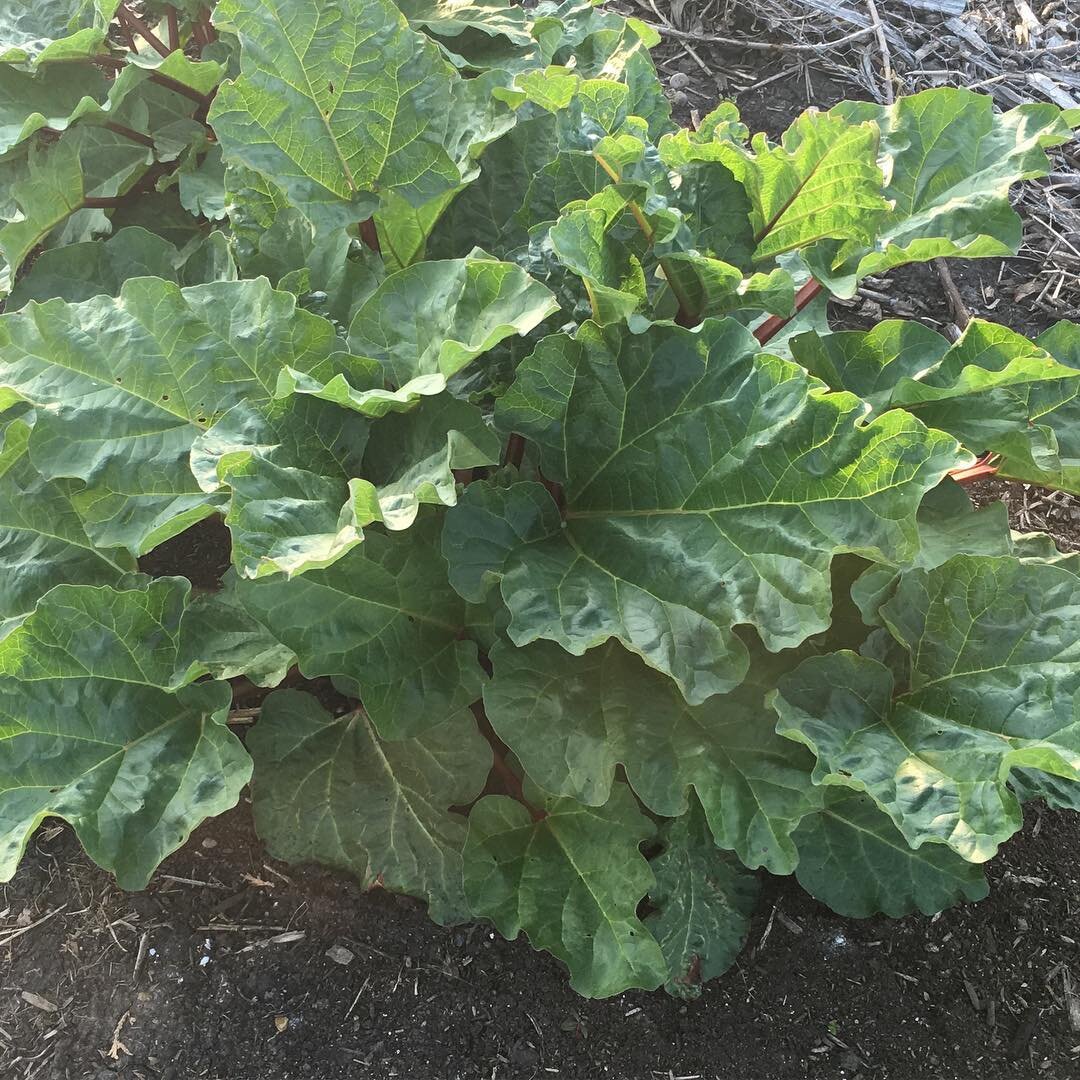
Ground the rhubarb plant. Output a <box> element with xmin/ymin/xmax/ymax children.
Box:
<box><xmin>2</xmin><ymin>0</ymin><xmax>1080</xmax><ymax>1000</ymax></box>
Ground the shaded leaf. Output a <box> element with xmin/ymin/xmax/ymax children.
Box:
<box><xmin>792</xmin><ymin>789</ymin><xmax>988</xmax><ymax>918</ymax></box>
<box><xmin>483</xmin><ymin>639</ymin><xmax>822</xmax><ymax>873</ymax></box>
<box><xmin>441</xmin><ymin>474</ymin><xmax>562</xmax><ymax>603</ymax></box>
<box><xmin>249</xmin><ymin>689</ymin><xmax>490</xmax><ymax>924</ymax></box>
<box><xmin>463</xmin><ymin>784</ymin><xmax>668</xmax><ymax>997</ymax></box>
<box><xmin>7</xmin><ymin>226</ymin><xmax>235</xmax><ymax>307</ymax></box>
<box><xmin>645</xmin><ymin>796</ymin><xmax>760</xmax><ymax>998</ymax></box>
<box><xmin>235</xmin><ymin>515</ymin><xmax>486</xmax><ymax>738</ymax></box>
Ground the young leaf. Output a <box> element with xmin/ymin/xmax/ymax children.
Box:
<box><xmin>645</xmin><ymin>796</ymin><xmax>760</xmax><ymax>998</ymax></box>
<box><xmin>792</xmin><ymin>789</ymin><xmax>988</xmax><ymax>918</ymax></box>
<box><xmin>463</xmin><ymin>784</ymin><xmax>669</xmax><ymax>997</ymax></box>
<box><xmin>234</xmin><ymin>515</ymin><xmax>486</xmax><ymax>739</ymax></box>
<box><xmin>279</xmin><ymin>256</ymin><xmax>557</xmax><ymax>415</ymax></box>
<box><xmin>492</xmin><ymin>318</ymin><xmax>965</xmax><ymax>702</ymax></box>
<box><xmin>483</xmin><ymin>639</ymin><xmax>822</xmax><ymax>874</ymax></box>
<box><xmin>805</xmin><ymin>89</ymin><xmax>1077</xmax><ymax>296</ymax></box>
<box><xmin>774</xmin><ymin>554</ymin><xmax>1080</xmax><ymax>863</ymax></box>
<box><xmin>708</xmin><ymin>110</ymin><xmax>889</xmax><ymax>262</ymax></box>
<box><xmin>249</xmin><ymin>689</ymin><xmax>491</xmax><ymax>925</ymax></box>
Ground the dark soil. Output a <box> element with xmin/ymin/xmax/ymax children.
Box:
<box><xmin>138</xmin><ymin>518</ymin><xmax>232</xmax><ymax>591</ymax></box>
<box><xmin>3</xmin><ymin>800</ymin><xmax>1079</xmax><ymax>1080</ymax></box>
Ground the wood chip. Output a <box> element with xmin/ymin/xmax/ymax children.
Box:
<box><xmin>20</xmin><ymin>991</ymin><xmax>58</xmax><ymax>1013</ymax></box>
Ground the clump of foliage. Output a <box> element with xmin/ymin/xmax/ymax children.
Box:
<box><xmin>2</xmin><ymin>0</ymin><xmax>1080</xmax><ymax>999</ymax></box>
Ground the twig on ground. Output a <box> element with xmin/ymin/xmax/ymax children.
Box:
<box><xmin>0</xmin><ymin>905</ymin><xmax>68</xmax><ymax>949</ymax></box>
<box><xmin>865</xmin><ymin>0</ymin><xmax>895</xmax><ymax>102</ymax></box>
<box><xmin>642</xmin><ymin>20</ymin><xmax>878</xmax><ymax>53</ymax></box>
<box><xmin>934</xmin><ymin>258</ymin><xmax>973</xmax><ymax>329</ymax></box>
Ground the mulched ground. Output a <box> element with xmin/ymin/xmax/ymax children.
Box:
<box><xmin>4</xmin><ymin>4</ymin><xmax>1080</xmax><ymax>1079</ymax></box>
<box><xmin>3</xmin><ymin>799</ymin><xmax>1079</xmax><ymax>1080</ymax></box>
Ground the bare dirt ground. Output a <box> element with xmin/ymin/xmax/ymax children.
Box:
<box><xmin>3</xmin><ymin>4</ymin><xmax>1080</xmax><ymax>1079</ymax></box>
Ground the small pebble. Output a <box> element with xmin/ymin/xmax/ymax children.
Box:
<box><xmin>325</xmin><ymin>944</ymin><xmax>355</xmax><ymax>966</ymax></box>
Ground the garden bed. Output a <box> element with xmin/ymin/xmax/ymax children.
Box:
<box><xmin>4</xmin><ymin>787</ymin><xmax>1079</xmax><ymax>1079</ymax></box>
<box><xmin>3</xmin><ymin>2</ymin><xmax>1080</xmax><ymax>1078</ymax></box>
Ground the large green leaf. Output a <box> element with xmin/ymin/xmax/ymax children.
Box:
<box><xmin>6</xmin><ymin>227</ymin><xmax>235</xmax><ymax>308</ymax></box>
<box><xmin>0</xmin><ymin>62</ymin><xmax>109</xmax><ymax>154</ymax></box>
<box><xmin>484</xmin><ymin>639</ymin><xmax>821</xmax><ymax>873</ymax></box>
<box><xmin>0</xmin><ymin>578</ymin><xmax>249</xmax><ymax>888</ymax></box>
<box><xmin>795</xmin><ymin>319</ymin><xmax>1080</xmax><ymax>494</ymax></box>
<box><xmin>235</xmin><ymin>515</ymin><xmax>486</xmax><ymax>738</ymax></box>
<box><xmin>209</xmin><ymin>0</ymin><xmax>515</xmax><ymax>232</ymax></box>
<box><xmin>851</xmin><ymin>478</ymin><xmax>1012</xmax><ymax>628</ymax></box>
<box><xmin>773</xmin><ymin>554</ymin><xmax>1080</xmax><ymax>862</ymax></box>
<box><xmin>248</xmin><ymin>689</ymin><xmax>490</xmax><ymax>924</ymax></box>
<box><xmin>805</xmin><ymin>90</ymin><xmax>1076</xmax><ymax>296</ymax></box>
<box><xmin>278</xmin><ymin>256</ymin><xmax>557</xmax><ymax>415</ymax></box>
<box><xmin>791</xmin><ymin>789</ymin><xmax>988</xmax><ymax>918</ymax></box>
<box><xmin>645</xmin><ymin>796</ymin><xmax>760</xmax><ymax>998</ymax></box>
<box><xmin>0</xmin><ymin>277</ymin><xmax>341</xmax><ymax>553</ymax></box>
<box><xmin>0</xmin><ymin>417</ymin><xmax>134</xmax><ymax>623</ymax></box>
<box><xmin>487</xmin><ymin>318</ymin><xmax>964</xmax><ymax>702</ymax></box>
<box><xmin>463</xmin><ymin>784</ymin><xmax>668</xmax><ymax>997</ymax></box>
